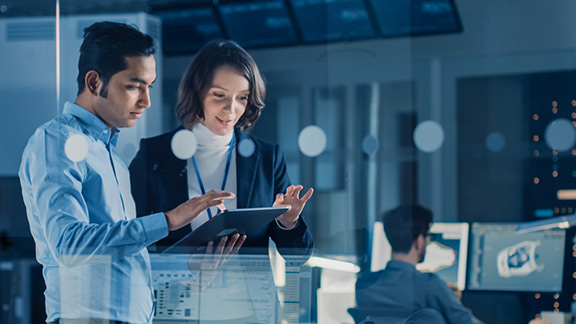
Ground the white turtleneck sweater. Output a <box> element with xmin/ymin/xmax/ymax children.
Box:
<box><xmin>187</xmin><ymin>123</ymin><xmax>238</xmax><ymax>230</ymax></box>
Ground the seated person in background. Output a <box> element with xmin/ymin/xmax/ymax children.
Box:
<box><xmin>354</xmin><ymin>204</ymin><xmax>550</xmax><ymax>324</ymax></box>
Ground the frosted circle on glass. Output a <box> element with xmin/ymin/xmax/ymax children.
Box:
<box><xmin>238</xmin><ymin>138</ymin><xmax>256</xmax><ymax>157</ymax></box>
<box><xmin>413</xmin><ymin>120</ymin><xmax>445</xmax><ymax>153</ymax></box>
<box><xmin>65</xmin><ymin>134</ymin><xmax>89</xmax><ymax>162</ymax></box>
<box><xmin>485</xmin><ymin>132</ymin><xmax>506</xmax><ymax>152</ymax></box>
<box><xmin>171</xmin><ymin>129</ymin><xmax>198</xmax><ymax>160</ymax></box>
<box><xmin>298</xmin><ymin>125</ymin><xmax>327</xmax><ymax>157</ymax></box>
<box><xmin>362</xmin><ymin>135</ymin><xmax>379</xmax><ymax>155</ymax></box>
<box><xmin>545</xmin><ymin>118</ymin><xmax>576</xmax><ymax>152</ymax></box>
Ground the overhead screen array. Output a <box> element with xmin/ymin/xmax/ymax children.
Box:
<box><xmin>152</xmin><ymin>0</ymin><xmax>463</xmax><ymax>55</ymax></box>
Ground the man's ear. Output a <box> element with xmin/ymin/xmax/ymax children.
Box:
<box><xmin>85</xmin><ymin>70</ymin><xmax>101</xmax><ymax>96</ymax></box>
<box><xmin>414</xmin><ymin>234</ymin><xmax>425</xmax><ymax>252</ymax></box>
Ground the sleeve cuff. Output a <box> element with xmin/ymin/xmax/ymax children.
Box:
<box><xmin>139</xmin><ymin>212</ymin><xmax>169</xmax><ymax>246</ymax></box>
<box><xmin>275</xmin><ymin>217</ymin><xmax>300</xmax><ymax>230</ymax></box>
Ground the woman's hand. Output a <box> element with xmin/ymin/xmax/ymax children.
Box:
<box><xmin>273</xmin><ymin>185</ymin><xmax>314</xmax><ymax>228</ymax></box>
<box><xmin>187</xmin><ymin>233</ymin><xmax>246</xmax><ymax>290</ymax></box>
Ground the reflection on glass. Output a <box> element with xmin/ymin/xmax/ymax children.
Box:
<box><xmin>485</xmin><ymin>131</ymin><xmax>506</xmax><ymax>152</ymax></box>
<box><xmin>171</xmin><ymin>129</ymin><xmax>197</xmax><ymax>160</ymax></box>
<box><xmin>544</xmin><ymin>118</ymin><xmax>575</xmax><ymax>152</ymax></box>
<box><xmin>238</xmin><ymin>138</ymin><xmax>256</xmax><ymax>158</ymax></box>
<box><xmin>298</xmin><ymin>125</ymin><xmax>327</xmax><ymax>157</ymax></box>
<box><xmin>64</xmin><ymin>133</ymin><xmax>89</xmax><ymax>162</ymax></box>
<box><xmin>150</xmin><ymin>253</ymin><xmax>312</xmax><ymax>323</ymax></box>
<box><xmin>413</xmin><ymin>120</ymin><xmax>445</xmax><ymax>153</ymax></box>
<box><xmin>362</xmin><ymin>134</ymin><xmax>379</xmax><ymax>155</ymax></box>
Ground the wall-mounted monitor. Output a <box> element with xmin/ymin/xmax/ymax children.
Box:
<box><xmin>417</xmin><ymin>222</ymin><xmax>469</xmax><ymax>291</ymax></box>
<box><xmin>467</xmin><ymin>223</ymin><xmax>566</xmax><ymax>292</ymax></box>
<box><xmin>217</xmin><ymin>0</ymin><xmax>298</xmax><ymax>48</ymax></box>
<box><xmin>368</xmin><ymin>0</ymin><xmax>462</xmax><ymax>38</ymax></box>
<box><xmin>289</xmin><ymin>0</ymin><xmax>376</xmax><ymax>43</ymax></box>
<box><xmin>153</xmin><ymin>7</ymin><xmax>223</xmax><ymax>55</ymax></box>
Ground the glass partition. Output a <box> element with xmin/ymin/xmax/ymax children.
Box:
<box><xmin>2</xmin><ymin>0</ymin><xmax>576</xmax><ymax>323</ymax></box>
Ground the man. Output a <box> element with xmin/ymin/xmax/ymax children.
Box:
<box><xmin>354</xmin><ymin>204</ymin><xmax>484</xmax><ymax>324</ymax></box>
<box><xmin>354</xmin><ymin>205</ymin><xmax>552</xmax><ymax>324</ymax></box>
<box><xmin>19</xmin><ymin>22</ymin><xmax>236</xmax><ymax>324</ymax></box>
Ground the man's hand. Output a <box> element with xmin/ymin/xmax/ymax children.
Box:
<box><xmin>529</xmin><ymin>319</ymin><xmax>551</xmax><ymax>324</ymax></box>
<box><xmin>165</xmin><ymin>190</ymin><xmax>235</xmax><ymax>231</ymax></box>
<box><xmin>445</xmin><ymin>281</ymin><xmax>462</xmax><ymax>299</ymax></box>
<box><xmin>273</xmin><ymin>185</ymin><xmax>314</xmax><ymax>228</ymax></box>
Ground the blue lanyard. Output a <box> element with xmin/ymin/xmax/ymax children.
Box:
<box><xmin>192</xmin><ymin>132</ymin><xmax>235</xmax><ymax>219</ymax></box>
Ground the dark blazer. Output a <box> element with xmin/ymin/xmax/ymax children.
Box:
<box><xmin>129</xmin><ymin>127</ymin><xmax>313</xmax><ymax>256</ymax></box>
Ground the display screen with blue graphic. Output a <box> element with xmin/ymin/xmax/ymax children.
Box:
<box><xmin>467</xmin><ymin>223</ymin><xmax>566</xmax><ymax>292</ymax></box>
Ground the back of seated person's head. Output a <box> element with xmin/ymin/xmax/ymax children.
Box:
<box><xmin>383</xmin><ymin>204</ymin><xmax>433</xmax><ymax>254</ymax></box>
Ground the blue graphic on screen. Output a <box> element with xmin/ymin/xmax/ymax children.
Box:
<box><xmin>467</xmin><ymin>223</ymin><xmax>565</xmax><ymax>292</ymax></box>
<box><xmin>289</xmin><ymin>0</ymin><xmax>375</xmax><ymax>43</ymax></box>
<box><xmin>154</xmin><ymin>7</ymin><xmax>223</xmax><ymax>55</ymax></box>
<box><xmin>417</xmin><ymin>223</ymin><xmax>469</xmax><ymax>291</ymax></box>
<box><xmin>218</xmin><ymin>0</ymin><xmax>298</xmax><ymax>48</ymax></box>
<box><xmin>368</xmin><ymin>0</ymin><xmax>462</xmax><ymax>37</ymax></box>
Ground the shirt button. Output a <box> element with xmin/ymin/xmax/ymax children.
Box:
<box><xmin>103</xmin><ymin>129</ymin><xmax>108</xmax><ymax>134</ymax></box>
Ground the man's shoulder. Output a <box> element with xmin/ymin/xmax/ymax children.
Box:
<box><xmin>27</xmin><ymin>114</ymin><xmax>83</xmax><ymax>143</ymax></box>
<box><xmin>356</xmin><ymin>270</ymin><xmax>385</xmax><ymax>289</ymax></box>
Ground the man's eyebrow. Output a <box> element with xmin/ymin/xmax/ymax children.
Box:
<box><xmin>130</xmin><ymin>77</ymin><xmax>156</xmax><ymax>85</ymax></box>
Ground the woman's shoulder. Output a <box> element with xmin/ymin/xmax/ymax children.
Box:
<box><xmin>236</xmin><ymin>130</ymin><xmax>278</xmax><ymax>149</ymax></box>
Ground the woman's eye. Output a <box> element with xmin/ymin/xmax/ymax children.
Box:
<box><xmin>128</xmin><ymin>85</ymin><xmax>140</xmax><ymax>90</ymax></box>
<box><xmin>213</xmin><ymin>92</ymin><xmax>225</xmax><ymax>98</ymax></box>
<box><xmin>239</xmin><ymin>95</ymin><xmax>249</xmax><ymax>101</ymax></box>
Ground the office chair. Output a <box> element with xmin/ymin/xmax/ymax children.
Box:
<box><xmin>348</xmin><ymin>307</ymin><xmax>447</xmax><ymax>324</ymax></box>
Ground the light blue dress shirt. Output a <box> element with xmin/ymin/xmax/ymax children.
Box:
<box><xmin>19</xmin><ymin>102</ymin><xmax>169</xmax><ymax>323</ymax></box>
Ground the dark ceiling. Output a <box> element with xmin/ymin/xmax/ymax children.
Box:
<box><xmin>0</xmin><ymin>0</ymin><xmax>463</xmax><ymax>55</ymax></box>
<box><xmin>0</xmin><ymin>0</ymin><xmax>211</xmax><ymax>17</ymax></box>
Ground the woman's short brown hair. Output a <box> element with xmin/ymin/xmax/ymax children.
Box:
<box><xmin>175</xmin><ymin>39</ymin><xmax>266</xmax><ymax>130</ymax></box>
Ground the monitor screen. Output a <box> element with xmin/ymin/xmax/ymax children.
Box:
<box><xmin>150</xmin><ymin>253</ymin><xmax>312</xmax><ymax>323</ymax></box>
<box><xmin>467</xmin><ymin>223</ymin><xmax>566</xmax><ymax>292</ymax></box>
<box><xmin>416</xmin><ymin>222</ymin><xmax>469</xmax><ymax>291</ymax></box>
<box><xmin>218</xmin><ymin>0</ymin><xmax>298</xmax><ymax>48</ymax></box>
<box><xmin>368</xmin><ymin>0</ymin><xmax>462</xmax><ymax>38</ymax></box>
<box><xmin>371</xmin><ymin>221</ymin><xmax>469</xmax><ymax>291</ymax></box>
<box><xmin>289</xmin><ymin>0</ymin><xmax>376</xmax><ymax>43</ymax></box>
<box><xmin>153</xmin><ymin>7</ymin><xmax>223</xmax><ymax>55</ymax></box>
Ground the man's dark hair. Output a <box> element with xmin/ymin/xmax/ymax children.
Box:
<box><xmin>77</xmin><ymin>21</ymin><xmax>156</xmax><ymax>97</ymax></box>
<box><xmin>175</xmin><ymin>39</ymin><xmax>266</xmax><ymax>131</ymax></box>
<box><xmin>382</xmin><ymin>204</ymin><xmax>433</xmax><ymax>254</ymax></box>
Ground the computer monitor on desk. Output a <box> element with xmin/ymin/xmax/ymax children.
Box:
<box><xmin>149</xmin><ymin>253</ymin><xmax>312</xmax><ymax>323</ymax></box>
<box><xmin>371</xmin><ymin>221</ymin><xmax>470</xmax><ymax>291</ymax></box>
<box><xmin>467</xmin><ymin>223</ymin><xmax>566</xmax><ymax>292</ymax></box>
<box><xmin>417</xmin><ymin>222</ymin><xmax>469</xmax><ymax>291</ymax></box>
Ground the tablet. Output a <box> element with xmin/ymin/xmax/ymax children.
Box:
<box><xmin>161</xmin><ymin>206</ymin><xmax>289</xmax><ymax>254</ymax></box>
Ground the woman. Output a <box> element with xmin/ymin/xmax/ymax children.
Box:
<box><xmin>129</xmin><ymin>39</ymin><xmax>314</xmax><ymax>257</ymax></box>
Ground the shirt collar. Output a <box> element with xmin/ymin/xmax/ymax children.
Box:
<box><xmin>386</xmin><ymin>259</ymin><xmax>418</xmax><ymax>271</ymax></box>
<box><xmin>63</xmin><ymin>101</ymin><xmax>119</xmax><ymax>146</ymax></box>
